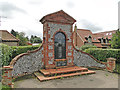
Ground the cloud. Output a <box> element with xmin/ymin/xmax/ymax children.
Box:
<box><xmin>66</xmin><ymin>1</ymin><xmax>75</xmax><ymax>8</ymax></box>
<box><xmin>0</xmin><ymin>2</ymin><xmax>27</xmax><ymax>18</ymax></box>
<box><xmin>28</xmin><ymin>0</ymin><xmax>43</xmax><ymax>5</ymax></box>
<box><xmin>80</xmin><ymin>19</ymin><xmax>103</xmax><ymax>32</ymax></box>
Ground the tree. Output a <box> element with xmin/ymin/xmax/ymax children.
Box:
<box><xmin>16</xmin><ymin>32</ymin><xmax>28</xmax><ymax>46</ymax></box>
<box><xmin>30</xmin><ymin>35</ymin><xmax>42</xmax><ymax>43</ymax></box>
<box><xmin>110</xmin><ymin>29</ymin><xmax>120</xmax><ymax>49</ymax></box>
<box><xmin>11</xmin><ymin>29</ymin><xmax>18</xmax><ymax>37</ymax></box>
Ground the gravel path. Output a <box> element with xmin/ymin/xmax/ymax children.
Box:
<box><xmin>14</xmin><ymin>70</ymin><xmax>118</xmax><ymax>88</ymax></box>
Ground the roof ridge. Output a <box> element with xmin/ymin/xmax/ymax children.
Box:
<box><xmin>77</xmin><ymin>29</ymin><xmax>91</xmax><ymax>31</ymax></box>
<box><xmin>93</xmin><ymin>30</ymin><xmax>116</xmax><ymax>34</ymax></box>
<box><xmin>0</xmin><ymin>30</ymin><xmax>8</xmax><ymax>32</ymax></box>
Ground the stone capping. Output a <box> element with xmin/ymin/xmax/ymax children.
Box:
<box><xmin>106</xmin><ymin>58</ymin><xmax>116</xmax><ymax>61</ymax></box>
<box><xmin>2</xmin><ymin>66</ymin><xmax>13</xmax><ymax>70</ymax></box>
<box><xmin>10</xmin><ymin>43</ymin><xmax>43</xmax><ymax>66</ymax></box>
<box><xmin>72</xmin><ymin>44</ymin><xmax>107</xmax><ymax>66</ymax></box>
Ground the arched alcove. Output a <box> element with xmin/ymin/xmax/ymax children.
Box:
<box><xmin>54</xmin><ymin>32</ymin><xmax>66</xmax><ymax>59</ymax></box>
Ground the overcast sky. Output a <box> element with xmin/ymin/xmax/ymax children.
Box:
<box><xmin>0</xmin><ymin>0</ymin><xmax>119</xmax><ymax>38</ymax></box>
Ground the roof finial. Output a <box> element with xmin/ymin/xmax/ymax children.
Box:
<box><xmin>74</xmin><ymin>24</ymin><xmax>77</xmax><ymax>32</ymax></box>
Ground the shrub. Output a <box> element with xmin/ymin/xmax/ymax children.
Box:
<box><xmin>80</xmin><ymin>45</ymin><xmax>97</xmax><ymax>51</ymax></box>
<box><xmin>11</xmin><ymin>44</ymin><xmax>41</xmax><ymax>59</ymax></box>
<box><xmin>84</xmin><ymin>48</ymin><xmax>120</xmax><ymax>63</ymax></box>
<box><xmin>110</xmin><ymin>29</ymin><xmax>120</xmax><ymax>49</ymax></box>
<box><xmin>0</xmin><ymin>44</ymin><xmax>12</xmax><ymax>66</ymax></box>
<box><xmin>1</xmin><ymin>44</ymin><xmax>41</xmax><ymax>66</ymax></box>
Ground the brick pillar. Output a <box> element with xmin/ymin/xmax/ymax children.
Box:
<box><xmin>2</xmin><ymin>66</ymin><xmax>13</xmax><ymax>87</ymax></box>
<box><xmin>106</xmin><ymin>58</ymin><xmax>116</xmax><ymax>72</ymax></box>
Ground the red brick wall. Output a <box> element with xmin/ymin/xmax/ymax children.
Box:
<box><xmin>73</xmin><ymin>31</ymin><xmax>84</xmax><ymax>48</ymax></box>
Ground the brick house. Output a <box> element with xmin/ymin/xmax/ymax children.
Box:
<box><xmin>0</xmin><ymin>30</ymin><xmax>19</xmax><ymax>46</ymax></box>
<box><xmin>73</xmin><ymin>25</ymin><xmax>116</xmax><ymax>48</ymax></box>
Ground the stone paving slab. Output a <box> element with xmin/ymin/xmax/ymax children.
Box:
<box><xmin>14</xmin><ymin>70</ymin><xmax>119</xmax><ymax>88</ymax></box>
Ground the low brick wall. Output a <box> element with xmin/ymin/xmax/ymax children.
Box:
<box><xmin>106</xmin><ymin>58</ymin><xmax>116</xmax><ymax>72</ymax></box>
<box><xmin>10</xmin><ymin>45</ymin><xmax>44</xmax><ymax>78</ymax></box>
<box><xmin>2</xmin><ymin>66</ymin><xmax>13</xmax><ymax>87</ymax></box>
<box><xmin>73</xmin><ymin>47</ymin><xmax>106</xmax><ymax>68</ymax></box>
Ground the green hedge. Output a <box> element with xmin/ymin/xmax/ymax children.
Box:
<box><xmin>11</xmin><ymin>44</ymin><xmax>41</xmax><ymax>59</ymax></box>
<box><xmin>84</xmin><ymin>48</ymin><xmax>120</xmax><ymax>63</ymax></box>
<box><xmin>0</xmin><ymin>44</ymin><xmax>41</xmax><ymax>66</ymax></box>
<box><xmin>80</xmin><ymin>45</ymin><xmax>97</xmax><ymax>51</ymax></box>
<box><xmin>0</xmin><ymin>44</ymin><xmax>12</xmax><ymax>66</ymax></box>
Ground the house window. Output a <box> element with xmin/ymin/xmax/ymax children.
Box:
<box><xmin>88</xmin><ymin>35</ymin><xmax>92</xmax><ymax>43</ymax></box>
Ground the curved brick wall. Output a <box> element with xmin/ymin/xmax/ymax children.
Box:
<box><xmin>10</xmin><ymin>43</ymin><xmax>106</xmax><ymax>77</ymax></box>
<box><xmin>10</xmin><ymin>45</ymin><xmax>44</xmax><ymax>77</ymax></box>
<box><xmin>73</xmin><ymin>47</ymin><xmax>106</xmax><ymax>68</ymax></box>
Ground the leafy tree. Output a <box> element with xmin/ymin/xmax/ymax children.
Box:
<box><xmin>30</xmin><ymin>35</ymin><xmax>42</xmax><ymax>43</ymax></box>
<box><xmin>16</xmin><ymin>32</ymin><xmax>28</xmax><ymax>46</ymax></box>
<box><xmin>26</xmin><ymin>36</ymin><xmax>29</xmax><ymax>41</ymax></box>
<box><xmin>110</xmin><ymin>29</ymin><xmax>120</xmax><ymax>49</ymax></box>
<box><xmin>11</xmin><ymin>29</ymin><xmax>18</xmax><ymax>37</ymax></box>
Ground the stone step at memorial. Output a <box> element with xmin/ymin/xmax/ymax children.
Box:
<box><xmin>34</xmin><ymin>66</ymin><xmax>95</xmax><ymax>81</ymax></box>
<box><xmin>39</xmin><ymin>66</ymin><xmax>88</xmax><ymax>76</ymax></box>
<box><xmin>34</xmin><ymin>70</ymin><xmax>96</xmax><ymax>82</ymax></box>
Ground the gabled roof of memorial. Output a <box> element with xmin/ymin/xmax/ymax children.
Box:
<box><xmin>40</xmin><ymin>10</ymin><xmax>76</xmax><ymax>24</ymax></box>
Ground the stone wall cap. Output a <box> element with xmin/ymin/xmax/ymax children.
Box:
<box><xmin>3</xmin><ymin>66</ymin><xmax>13</xmax><ymax>69</ymax></box>
<box><xmin>106</xmin><ymin>58</ymin><xmax>116</xmax><ymax>61</ymax></box>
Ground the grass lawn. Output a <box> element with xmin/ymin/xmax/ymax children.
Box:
<box><xmin>0</xmin><ymin>82</ymin><xmax>12</xmax><ymax>90</ymax></box>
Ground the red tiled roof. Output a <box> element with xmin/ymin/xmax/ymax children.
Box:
<box><xmin>93</xmin><ymin>30</ymin><xmax>116</xmax><ymax>39</ymax></box>
<box><xmin>93</xmin><ymin>43</ymin><xmax>104</xmax><ymax>48</ymax></box>
<box><xmin>77</xmin><ymin>29</ymin><xmax>116</xmax><ymax>43</ymax></box>
<box><xmin>76</xmin><ymin>29</ymin><xmax>100</xmax><ymax>42</ymax></box>
<box><xmin>0</xmin><ymin>30</ymin><xmax>19</xmax><ymax>41</ymax></box>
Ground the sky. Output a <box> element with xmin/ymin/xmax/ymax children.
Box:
<box><xmin>0</xmin><ymin>0</ymin><xmax>119</xmax><ymax>38</ymax></box>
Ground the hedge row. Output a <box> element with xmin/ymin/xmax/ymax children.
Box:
<box><xmin>11</xmin><ymin>44</ymin><xmax>41</xmax><ymax>59</ymax></box>
<box><xmin>79</xmin><ymin>45</ymin><xmax>97</xmax><ymax>51</ymax></box>
<box><xmin>0</xmin><ymin>44</ymin><xmax>12</xmax><ymax>67</ymax></box>
<box><xmin>0</xmin><ymin>44</ymin><xmax>41</xmax><ymax>66</ymax></box>
<box><xmin>84</xmin><ymin>48</ymin><xmax>120</xmax><ymax>63</ymax></box>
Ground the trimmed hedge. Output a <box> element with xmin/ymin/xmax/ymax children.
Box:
<box><xmin>11</xmin><ymin>44</ymin><xmax>41</xmax><ymax>59</ymax></box>
<box><xmin>80</xmin><ymin>45</ymin><xmax>97</xmax><ymax>51</ymax></box>
<box><xmin>0</xmin><ymin>44</ymin><xmax>41</xmax><ymax>66</ymax></box>
<box><xmin>84</xmin><ymin>48</ymin><xmax>120</xmax><ymax>63</ymax></box>
<box><xmin>0</xmin><ymin>44</ymin><xmax>12</xmax><ymax>66</ymax></box>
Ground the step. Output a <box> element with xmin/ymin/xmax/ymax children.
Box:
<box><xmin>34</xmin><ymin>70</ymin><xmax>96</xmax><ymax>82</ymax></box>
<box><xmin>40</xmin><ymin>66</ymin><xmax>88</xmax><ymax>76</ymax></box>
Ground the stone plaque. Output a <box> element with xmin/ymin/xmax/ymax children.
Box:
<box><xmin>56</xmin><ymin>61</ymin><xmax>67</xmax><ymax>67</ymax></box>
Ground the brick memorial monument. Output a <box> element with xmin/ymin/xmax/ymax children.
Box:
<box><xmin>2</xmin><ymin>10</ymin><xmax>107</xmax><ymax>84</ymax></box>
<box><xmin>40</xmin><ymin>10</ymin><xmax>76</xmax><ymax>69</ymax></box>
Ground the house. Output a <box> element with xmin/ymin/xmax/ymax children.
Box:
<box><xmin>0</xmin><ymin>30</ymin><xmax>19</xmax><ymax>46</ymax></box>
<box><xmin>73</xmin><ymin>25</ymin><xmax>116</xmax><ymax>48</ymax></box>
